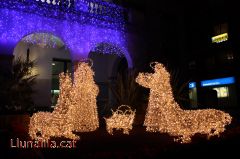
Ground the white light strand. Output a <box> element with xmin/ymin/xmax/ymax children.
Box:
<box><xmin>22</xmin><ymin>33</ymin><xmax>64</xmax><ymax>49</ymax></box>
<box><xmin>136</xmin><ymin>62</ymin><xmax>232</xmax><ymax>143</ymax></box>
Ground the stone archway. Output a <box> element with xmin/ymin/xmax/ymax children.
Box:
<box><xmin>13</xmin><ymin>32</ymin><xmax>72</xmax><ymax>108</ymax></box>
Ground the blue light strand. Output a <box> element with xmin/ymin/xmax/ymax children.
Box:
<box><xmin>0</xmin><ymin>0</ymin><xmax>126</xmax><ymax>29</ymax></box>
<box><xmin>0</xmin><ymin>0</ymin><xmax>133</xmax><ymax>67</ymax></box>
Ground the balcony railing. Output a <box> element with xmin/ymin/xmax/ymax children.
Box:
<box><xmin>0</xmin><ymin>0</ymin><xmax>126</xmax><ymax>27</ymax></box>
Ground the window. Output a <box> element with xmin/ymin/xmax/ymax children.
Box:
<box><xmin>213</xmin><ymin>87</ymin><xmax>229</xmax><ymax>98</ymax></box>
<box><xmin>51</xmin><ymin>58</ymin><xmax>72</xmax><ymax>107</ymax></box>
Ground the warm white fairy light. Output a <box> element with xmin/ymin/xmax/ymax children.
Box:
<box><xmin>105</xmin><ymin>105</ymin><xmax>135</xmax><ymax>135</ymax></box>
<box><xmin>29</xmin><ymin>62</ymin><xmax>99</xmax><ymax>140</ymax></box>
<box><xmin>136</xmin><ymin>62</ymin><xmax>232</xmax><ymax>143</ymax></box>
<box><xmin>70</xmin><ymin>62</ymin><xmax>99</xmax><ymax>132</ymax></box>
<box><xmin>22</xmin><ymin>33</ymin><xmax>65</xmax><ymax>49</ymax></box>
<box><xmin>29</xmin><ymin>73</ymin><xmax>78</xmax><ymax>140</ymax></box>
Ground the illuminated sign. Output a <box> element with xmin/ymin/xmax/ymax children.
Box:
<box><xmin>201</xmin><ymin>77</ymin><xmax>235</xmax><ymax>87</ymax></box>
<box><xmin>189</xmin><ymin>82</ymin><xmax>196</xmax><ymax>89</ymax></box>
<box><xmin>211</xmin><ymin>33</ymin><xmax>228</xmax><ymax>43</ymax></box>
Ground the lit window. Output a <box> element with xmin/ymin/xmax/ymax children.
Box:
<box><xmin>213</xmin><ymin>87</ymin><xmax>229</xmax><ymax>98</ymax></box>
<box><xmin>211</xmin><ymin>33</ymin><xmax>228</xmax><ymax>43</ymax></box>
<box><xmin>51</xmin><ymin>59</ymin><xmax>72</xmax><ymax>106</ymax></box>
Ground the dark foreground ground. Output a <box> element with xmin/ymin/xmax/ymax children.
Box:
<box><xmin>1</xmin><ymin>112</ymin><xmax>240</xmax><ymax>158</ymax></box>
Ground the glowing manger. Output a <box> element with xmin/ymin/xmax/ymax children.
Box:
<box><xmin>105</xmin><ymin>105</ymin><xmax>136</xmax><ymax>135</ymax></box>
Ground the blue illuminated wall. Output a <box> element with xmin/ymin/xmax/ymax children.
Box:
<box><xmin>0</xmin><ymin>0</ymin><xmax>133</xmax><ymax>67</ymax></box>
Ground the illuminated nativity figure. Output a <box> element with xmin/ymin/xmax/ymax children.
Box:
<box><xmin>29</xmin><ymin>61</ymin><xmax>99</xmax><ymax>141</ymax></box>
<box><xmin>136</xmin><ymin>62</ymin><xmax>232</xmax><ymax>143</ymax></box>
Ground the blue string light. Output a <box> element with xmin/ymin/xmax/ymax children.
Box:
<box><xmin>0</xmin><ymin>0</ymin><xmax>132</xmax><ymax>67</ymax></box>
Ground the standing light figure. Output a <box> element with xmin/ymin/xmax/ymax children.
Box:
<box><xmin>71</xmin><ymin>61</ymin><xmax>99</xmax><ymax>132</ymax></box>
<box><xmin>105</xmin><ymin>105</ymin><xmax>136</xmax><ymax>135</ymax></box>
<box><xmin>136</xmin><ymin>62</ymin><xmax>232</xmax><ymax>143</ymax></box>
<box><xmin>29</xmin><ymin>61</ymin><xmax>99</xmax><ymax>141</ymax></box>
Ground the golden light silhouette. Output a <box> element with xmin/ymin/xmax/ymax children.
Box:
<box><xmin>136</xmin><ymin>62</ymin><xmax>232</xmax><ymax>143</ymax></box>
<box><xmin>29</xmin><ymin>62</ymin><xmax>99</xmax><ymax>140</ymax></box>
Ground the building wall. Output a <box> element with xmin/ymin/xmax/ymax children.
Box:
<box><xmin>89</xmin><ymin>53</ymin><xmax>128</xmax><ymax>115</ymax></box>
<box><xmin>14</xmin><ymin>41</ymin><xmax>71</xmax><ymax>107</ymax></box>
<box><xmin>13</xmin><ymin>40</ymin><xmax>132</xmax><ymax>108</ymax></box>
<box><xmin>0</xmin><ymin>1</ymin><xmax>144</xmax><ymax>109</ymax></box>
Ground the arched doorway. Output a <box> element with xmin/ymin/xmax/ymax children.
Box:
<box><xmin>88</xmin><ymin>42</ymin><xmax>129</xmax><ymax>116</ymax></box>
<box><xmin>13</xmin><ymin>33</ymin><xmax>72</xmax><ymax>109</ymax></box>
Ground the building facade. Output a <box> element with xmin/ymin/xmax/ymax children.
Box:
<box><xmin>0</xmin><ymin>0</ymin><xmax>143</xmax><ymax>111</ymax></box>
